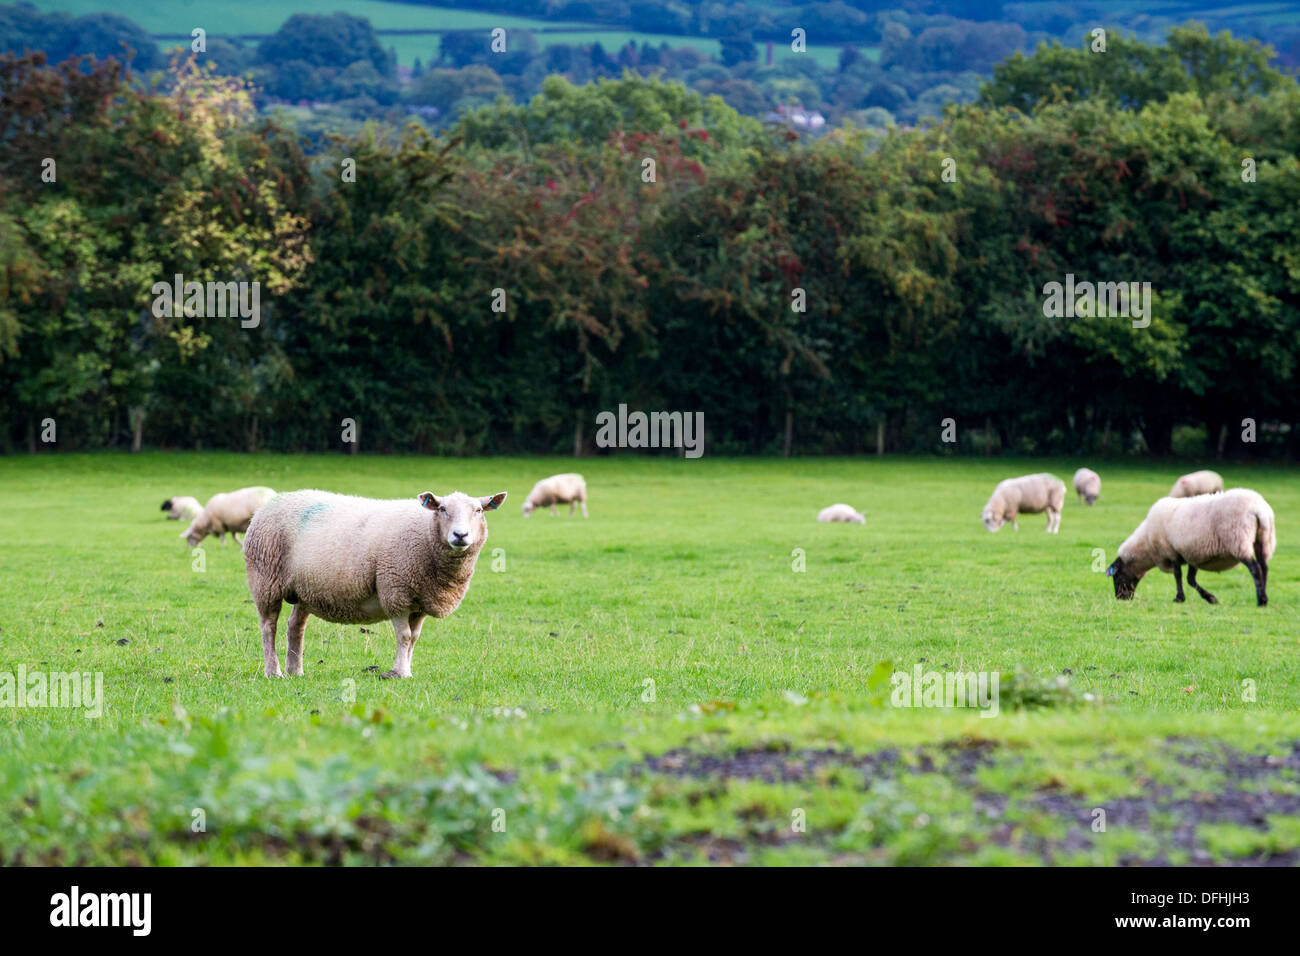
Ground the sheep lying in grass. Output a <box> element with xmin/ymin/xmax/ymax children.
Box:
<box><xmin>243</xmin><ymin>489</ymin><xmax>506</xmax><ymax>678</ymax></box>
<box><xmin>1170</xmin><ymin>470</ymin><xmax>1223</xmax><ymax>498</ymax></box>
<box><xmin>982</xmin><ymin>473</ymin><xmax>1066</xmax><ymax>533</ymax></box>
<box><xmin>817</xmin><ymin>504</ymin><xmax>865</xmax><ymax>524</ymax></box>
<box><xmin>522</xmin><ymin>473</ymin><xmax>587</xmax><ymax>517</ymax></box>
<box><xmin>1072</xmin><ymin>468</ymin><xmax>1101</xmax><ymax>505</ymax></box>
<box><xmin>1107</xmin><ymin>488</ymin><xmax>1275</xmax><ymax>606</ymax></box>
<box><xmin>161</xmin><ymin>496</ymin><xmax>202</xmax><ymax>522</ymax></box>
<box><xmin>180</xmin><ymin>486</ymin><xmax>276</xmax><ymax>547</ymax></box>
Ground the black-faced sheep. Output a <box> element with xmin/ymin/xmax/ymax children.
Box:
<box><xmin>1107</xmin><ymin>488</ymin><xmax>1275</xmax><ymax>606</ymax></box>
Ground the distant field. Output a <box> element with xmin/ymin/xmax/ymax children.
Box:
<box><xmin>30</xmin><ymin>0</ymin><xmax>591</xmax><ymax>34</ymax></box>
<box><xmin>2</xmin><ymin>453</ymin><xmax>1298</xmax><ymax>864</ymax></box>
<box><xmin>32</xmin><ymin>0</ymin><xmax>868</xmax><ymax>68</ymax></box>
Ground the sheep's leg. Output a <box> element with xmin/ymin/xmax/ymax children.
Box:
<box><xmin>549</xmin><ymin>504</ymin><xmax>557</xmax><ymax>516</ymax></box>
<box><xmin>285</xmin><ymin>604</ymin><xmax>310</xmax><ymax>677</ymax></box>
<box><xmin>1011</xmin><ymin>515</ymin><xmax>1019</xmax><ymax>531</ymax></box>
<box><xmin>1243</xmin><ymin>559</ymin><xmax>1268</xmax><ymax>607</ymax></box>
<box><xmin>258</xmin><ymin>602</ymin><xmax>283</xmax><ymax>678</ymax></box>
<box><xmin>381</xmin><ymin>616</ymin><xmax>416</xmax><ymax>679</ymax></box>
<box><xmin>1254</xmin><ymin>540</ymin><xmax>1269</xmax><ymax>592</ymax></box>
<box><xmin>1172</xmin><ymin>563</ymin><xmax>1185</xmax><ymax>602</ymax></box>
<box><xmin>1187</xmin><ymin>566</ymin><xmax>1217</xmax><ymax>605</ymax></box>
<box><xmin>407</xmin><ymin>613</ymin><xmax>426</xmax><ymax>671</ymax></box>
<box><xmin>580</xmin><ymin>497</ymin><xmax>588</xmax><ymax>518</ymax></box>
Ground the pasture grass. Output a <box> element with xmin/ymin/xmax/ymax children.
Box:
<box><xmin>1</xmin><ymin>453</ymin><xmax>1298</xmax><ymax>865</ymax></box>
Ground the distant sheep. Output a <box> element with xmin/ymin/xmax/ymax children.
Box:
<box><xmin>1072</xmin><ymin>468</ymin><xmax>1101</xmax><ymax>505</ymax></box>
<box><xmin>243</xmin><ymin>488</ymin><xmax>506</xmax><ymax>678</ymax></box>
<box><xmin>522</xmin><ymin>473</ymin><xmax>587</xmax><ymax>517</ymax></box>
<box><xmin>1170</xmin><ymin>470</ymin><xmax>1223</xmax><ymax>498</ymax></box>
<box><xmin>982</xmin><ymin>473</ymin><xmax>1066</xmax><ymax>533</ymax></box>
<box><xmin>817</xmin><ymin>504</ymin><xmax>865</xmax><ymax>524</ymax></box>
<box><xmin>181</xmin><ymin>486</ymin><xmax>276</xmax><ymax>547</ymax></box>
<box><xmin>1107</xmin><ymin>488</ymin><xmax>1275</xmax><ymax>606</ymax></box>
<box><xmin>161</xmin><ymin>496</ymin><xmax>202</xmax><ymax>522</ymax></box>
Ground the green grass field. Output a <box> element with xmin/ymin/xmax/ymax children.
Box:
<box><xmin>32</xmin><ymin>0</ymin><xmax>865</xmax><ymax>69</ymax></box>
<box><xmin>2</xmin><ymin>454</ymin><xmax>1298</xmax><ymax>865</ymax></box>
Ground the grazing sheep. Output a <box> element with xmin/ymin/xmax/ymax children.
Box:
<box><xmin>180</xmin><ymin>486</ymin><xmax>276</xmax><ymax>547</ymax></box>
<box><xmin>1169</xmin><ymin>470</ymin><xmax>1223</xmax><ymax>498</ymax></box>
<box><xmin>817</xmin><ymin>504</ymin><xmax>865</xmax><ymax>524</ymax></box>
<box><xmin>1072</xmin><ymin>468</ymin><xmax>1101</xmax><ymax>505</ymax></box>
<box><xmin>982</xmin><ymin>473</ymin><xmax>1066</xmax><ymax>533</ymax></box>
<box><xmin>522</xmin><ymin>473</ymin><xmax>587</xmax><ymax>517</ymax></box>
<box><xmin>161</xmin><ymin>496</ymin><xmax>202</xmax><ymax>522</ymax></box>
<box><xmin>243</xmin><ymin>488</ymin><xmax>506</xmax><ymax>678</ymax></box>
<box><xmin>1107</xmin><ymin>488</ymin><xmax>1275</xmax><ymax>606</ymax></box>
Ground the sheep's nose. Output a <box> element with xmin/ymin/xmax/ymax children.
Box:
<box><xmin>451</xmin><ymin>529</ymin><xmax>469</xmax><ymax>544</ymax></box>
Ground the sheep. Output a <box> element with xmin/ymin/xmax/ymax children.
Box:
<box><xmin>522</xmin><ymin>473</ymin><xmax>587</xmax><ymax>517</ymax></box>
<box><xmin>180</xmin><ymin>486</ymin><xmax>276</xmax><ymax>548</ymax></box>
<box><xmin>161</xmin><ymin>496</ymin><xmax>202</xmax><ymax>522</ymax></box>
<box><xmin>981</xmin><ymin>473</ymin><xmax>1066</xmax><ymax>533</ymax></box>
<box><xmin>1072</xmin><ymin>468</ymin><xmax>1101</xmax><ymax>505</ymax></box>
<box><xmin>1107</xmin><ymin>488</ymin><xmax>1275</xmax><ymax>606</ymax></box>
<box><xmin>1169</xmin><ymin>470</ymin><xmax>1223</xmax><ymax>498</ymax></box>
<box><xmin>817</xmin><ymin>504</ymin><xmax>865</xmax><ymax>524</ymax></box>
<box><xmin>242</xmin><ymin>488</ymin><xmax>506</xmax><ymax>678</ymax></box>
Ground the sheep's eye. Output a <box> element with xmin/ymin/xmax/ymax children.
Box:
<box><xmin>476</xmin><ymin>508</ymin><xmax>483</xmax><ymax>514</ymax></box>
<box><xmin>438</xmin><ymin>507</ymin><xmax>446</xmax><ymax>514</ymax></box>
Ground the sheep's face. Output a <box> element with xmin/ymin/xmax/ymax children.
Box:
<box><xmin>521</xmin><ymin>500</ymin><xmax>535</xmax><ymax>517</ymax></box>
<box><xmin>981</xmin><ymin>509</ymin><xmax>1004</xmax><ymax>532</ymax></box>
<box><xmin>1107</xmin><ymin>557</ymin><xmax>1142</xmax><ymax>599</ymax></box>
<box><xmin>1084</xmin><ymin>493</ymin><xmax>1097</xmax><ymax>506</ymax></box>
<box><xmin>181</xmin><ymin>515</ymin><xmax>209</xmax><ymax>548</ymax></box>
<box><xmin>421</xmin><ymin>491</ymin><xmax>507</xmax><ymax>553</ymax></box>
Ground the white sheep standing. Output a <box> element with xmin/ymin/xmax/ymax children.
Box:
<box><xmin>180</xmin><ymin>486</ymin><xmax>277</xmax><ymax>547</ymax></box>
<box><xmin>1169</xmin><ymin>470</ymin><xmax>1224</xmax><ymax>498</ymax></box>
<box><xmin>161</xmin><ymin>496</ymin><xmax>202</xmax><ymax>522</ymax></box>
<box><xmin>817</xmin><ymin>504</ymin><xmax>865</xmax><ymax>524</ymax></box>
<box><xmin>243</xmin><ymin>488</ymin><xmax>506</xmax><ymax>678</ymax></box>
<box><xmin>982</xmin><ymin>473</ymin><xmax>1066</xmax><ymax>533</ymax></box>
<box><xmin>1107</xmin><ymin>488</ymin><xmax>1275</xmax><ymax>606</ymax></box>
<box><xmin>1072</xmin><ymin>468</ymin><xmax>1101</xmax><ymax>505</ymax></box>
<box><xmin>522</xmin><ymin>473</ymin><xmax>587</xmax><ymax>517</ymax></box>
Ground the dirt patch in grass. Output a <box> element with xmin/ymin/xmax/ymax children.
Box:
<box><xmin>635</xmin><ymin>738</ymin><xmax>1300</xmax><ymax>865</ymax></box>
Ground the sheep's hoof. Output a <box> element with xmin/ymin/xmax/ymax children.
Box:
<box><xmin>378</xmin><ymin>669</ymin><xmax>410</xmax><ymax>679</ymax></box>
<box><xmin>1257</xmin><ymin>597</ymin><xmax>1268</xmax><ymax>607</ymax></box>
<box><xmin>1174</xmin><ymin>594</ymin><xmax>1185</xmax><ymax>603</ymax></box>
<box><xmin>1200</xmin><ymin>593</ymin><xmax>1218</xmax><ymax>605</ymax></box>
<box><xmin>264</xmin><ymin>669</ymin><xmax>283</xmax><ymax>679</ymax></box>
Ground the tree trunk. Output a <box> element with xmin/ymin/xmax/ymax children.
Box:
<box><xmin>248</xmin><ymin>414</ymin><xmax>258</xmax><ymax>454</ymax></box>
<box><xmin>573</xmin><ymin>416</ymin><xmax>583</xmax><ymax>457</ymax></box>
<box><xmin>876</xmin><ymin>420</ymin><xmax>885</xmax><ymax>456</ymax></box>
<box><xmin>1216</xmin><ymin>422</ymin><xmax>1228</xmax><ymax>459</ymax></box>
<box><xmin>783</xmin><ymin>410</ymin><xmax>793</xmax><ymax>457</ymax></box>
<box><xmin>129</xmin><ymin>407</ymin><xmax>145</xmax><ymax>453</ymax></box>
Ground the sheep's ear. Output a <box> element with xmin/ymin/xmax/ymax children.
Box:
<box><xmin>480</xmin><ymin>492</ymin><xmax>507</xmax><ymax>511</ymax></box>
<box><xmin>419</xmin><ymin>493</ymin><xmax>441</xmax><ymax>510</ymax></box>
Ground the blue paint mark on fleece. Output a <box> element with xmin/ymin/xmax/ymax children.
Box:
<box><xmin>299</xmin><ymin>501</ymin><xmax>329</xmax><ymax>529</ymax></box>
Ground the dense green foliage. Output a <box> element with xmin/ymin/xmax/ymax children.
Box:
<box><xmin>1</xmin><ymin>26</ymin><xmax>1298</xmax><ymax>455</ymax></box>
